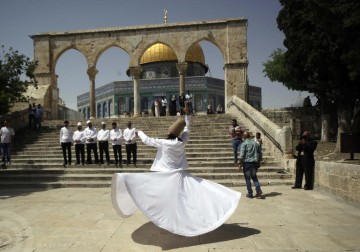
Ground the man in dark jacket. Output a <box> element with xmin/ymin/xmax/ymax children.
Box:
<box><xmin>292</xmin><ymin>131</ymin><xmax>317</xmax><ymax>190</ymax></box>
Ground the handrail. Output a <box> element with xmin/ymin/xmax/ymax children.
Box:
<box><xmin>0</xmin><ymin>109</ymin><xmax>28</xmax><ymax>123</ymax></box>
<box><xmin>228</xmin><ymin>100</ymin><xmax>284</xmax><ymax>154</ymax></box>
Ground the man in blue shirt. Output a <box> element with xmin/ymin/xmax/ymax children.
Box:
<box><xmin>239</xmin><ymin>131</ymin><xmax>262</xmax><ymax>198</ymax></box>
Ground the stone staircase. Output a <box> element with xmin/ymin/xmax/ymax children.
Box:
<box><xmin>0</xmin><ymin>114</ymin><xmax>293</xmax><ymax>188</ymax></box>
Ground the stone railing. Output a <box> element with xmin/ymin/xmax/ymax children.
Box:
<box><xmin>227</xmin><ymin>96</ymin><xmax>293</xmax><ymax>168</ymax></box>
<box><xmin>0</xmin><ymin>109</ymin><xmax>29</xmax><ymax>132</ymax></box>
<box><xmin>315</xmin><ymin>161</ymin><xmax>360</xmax><ymax>207</ymax></box>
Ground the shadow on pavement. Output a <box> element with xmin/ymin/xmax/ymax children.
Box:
<box><xmin>0</xmin><ymin>188</ymin><xmax>52</xmax><ymax>199</ymax></box>
<box><xmin>132</xmin><ymin>222</ymin><xmax>260</xmax><ymax>250</ymax></box>
<box><xmin>257</xmin><ymin>191</ymin><xmax>282</xmax><ymax>200</ymax></box>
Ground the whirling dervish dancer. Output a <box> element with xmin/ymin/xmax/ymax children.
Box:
<box><xmin>111</xmin><ymin>102</ymin><xmax>241</xmax><ymax>237</ymax></box>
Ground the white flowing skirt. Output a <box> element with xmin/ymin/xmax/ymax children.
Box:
<box><xmin>111</xmin><ymin>169</ymin><xmax>241</xmax><ymax>237</ymax></box>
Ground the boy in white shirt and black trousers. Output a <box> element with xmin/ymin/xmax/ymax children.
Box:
<box><xmin>84</xmin><ymin>120</ymin><xmax>99</xmax><ymax>164</ymax></box>
<box><xmin>60</xmin><ymin>120</ymin><xmax>73</xmax><ymax>167</ymax></box>
<box><xmin>123</xmin><ymin>121</ymin><xmax>137</xmax><ymax>167</ymax></box>
<box><xmin>73</xmin><ymin>122</ymin><xmax>86</xmax><ymax>165</ymax></box>
<box><xmin>110</xmin><ymin>122</ymin><xmax>123</xmax><ymax>167</ymax></box>
<box><xmin>97</xmin><ymin>122</ymin><xmax>111</xmax><ymax>166</ymax></box>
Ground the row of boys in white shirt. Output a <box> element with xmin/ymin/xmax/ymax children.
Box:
<box><xmin>60</xmin><ymin>120</ymin><xmax>135</xmax><ymax>146</ymax></box>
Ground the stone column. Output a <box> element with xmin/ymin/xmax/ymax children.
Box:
<box><xmin>129</xmin><ymin>66</ymin><xmax>142</xmax><ymax>117</ymax></box>
<box><xmin>33</xmin><ymin>72</ymin><xmax>55</xmax><ymax>119</ymax></box>
<box><xmin>50</xmin><ymin>74</ymin><xmax>59</xmax><ymax>120</ymax></box>
<box><xmin>176</xmin><ymin>62</ymin><xmax>187</xmax><ymax>95</ymax></box>
<box><xmin>87</xmin><ymin>66</ymin><xmax>98</xmax><ymax>118</ymax></box>
<box><xmin>223</xmin><ymin>62</ymin><xmax>248</xmax><ymax>112</ymax></box>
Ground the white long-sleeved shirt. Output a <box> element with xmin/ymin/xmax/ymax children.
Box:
<box><xmin>73</xmin><ymin>130</ymin><xmax>86</xmax><ymax>145</ymax></box>
<box><xmin>138</xmin><ymin>115</ymin><xmax>190</xmax><ymax>172</ymax></box>
<box><xmin>97</xmin><ymin>129</ymin><xmax>110</xmax><ymax>141</ymax></box>
<box><xmin>60</xmin><ymin>126</ymin><xmax>73</xmax><ymax>143</ymax></box>
<box><xmin>123</xmin><ymin>127</ymin><xmax>137</xmax><ymax>144</ymax></box>
<box><xmin>84</xmin><ymin>127</ymin><xmax>97</xmax><ymax>144</ymax></box>
<box><xmin>0</xmin><ymin>126</ymin><xmax>15</xmax><ymax>143</ymax></box>
<box><xmin>110</xmin><ymin>128</ymin><xmax>123</xmax><ymax>145</ymax></box>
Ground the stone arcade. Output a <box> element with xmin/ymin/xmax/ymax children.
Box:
<box><xmin>29</xmin><ymin>18</ymin><xmax>251</xmax><ymax>119</ymax></box>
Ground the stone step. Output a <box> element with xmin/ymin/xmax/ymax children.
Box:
<box><xmin>10</xmin><ymin>156</ymin><xmax>277</xmax><ymax>164</ymax></box>
<box><xmin>0</xmin><ymin>166</ymin><xmax>287</xmax><ymax>174</ymax></box>
<box><xmin>11</xmin><ymin>150</ymin><xmax>274</xmax><ymax>157</ymax></box>
<box><xmin>6</xmin><ymin>114</ymin><xmax>290</xmax><ymax>189</ymax></box>
<box><xmin>0</xmin><ymin>172</ymin><xmax>292</xmax><ymax>180</ymax></box>
<box><xmin>0</xmin><ymin>172</ymin><xmax>293</xmax><ymax>188</ymax></box>
<box><xmin>0</xmin><ymin>178</ymin><xmax>294</xmax><ymax>189</ymax></box>
<box><xmin>12</xmin><ymin>144</ymin><xmax>261</xmax><ymax>153</ymax></box>
<box><xmin>7</xmin><ymin>162</ymin><xmax>284</xmax><ymax>172</ymax></box>
<box><xmin>14</xmin><ymin>135</ymin><xmax>237</xmax><ymax>143</ymax></box>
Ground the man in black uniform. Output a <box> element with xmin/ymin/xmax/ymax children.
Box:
<box><xmin>292</xmin><ymin>131</ymin><xmax>317</xmax><ymax>190</ymax></box>
<box><xmin>178</xmin><ymin>93</ymin><xmax>185</xmax><ymax>115</ymax></box>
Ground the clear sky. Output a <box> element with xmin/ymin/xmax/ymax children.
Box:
<box><xmin>0</xmin><ymin>0</ymin><xmax>312</xmax><ymax>110</ymax></box>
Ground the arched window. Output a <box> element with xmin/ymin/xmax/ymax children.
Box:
<box><xmin>141</xmin><ymin>97</ymin><xmax>149</xmax><ymax>112</ymax></box>
<box><xmin>118</xmin><ymin>98</ymin><xmax>126</xmax><ymax>114</ymax></box>
<box><xmin>97</xmin><ymin>104</ymin><xmax>101</xmax><ymax>119</ymax></box>
<box><xmin>102</xmin><ymin>102</ymin><xmax>107</xmax><ymax>118</ymax></box>
<box><xmin>195</xmin><ymin>95</ymin><xmax>203</xmax><ymax>112</ymax></box>
<box><xmin>129</xmin><ymin>98</ymin><xmax>134</xmax><ymax>113</ymax></box>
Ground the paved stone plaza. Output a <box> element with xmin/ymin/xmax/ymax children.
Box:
<box><xmin>1</xmin><ymin>186</ymin><xmax>359</xmax><ymax>252</ymax></box>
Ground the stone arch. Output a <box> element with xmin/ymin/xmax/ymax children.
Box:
<box><xmin>31</xmin><ymin>18</ymin><xmax>248</xmax><ymax>119</ymax></box>
<box><xmin>54</xmin><ymin>47</ymin><xmax>89</xmax><ymax>110</ymax></box>
<box><xmin>94</xmin><ymin>44</ymin><xmax>131</xmax><ymax>68</ymax></box>
<box><xmin>183</xmin><ymin>33</ymin><xmax>225</xmax><ymax>64</ymax></box>
<box><xmin>139</xmin><ymin>41</ymin><xmax>178</xmax><ymax>61</ymax></box>
<box><xmin>188</xmin><ymin>38</ymin><xmax>225</xmax><ymax>62</ymax></box>
<box><xmin>53</xmin><ymin>46</ymin><xmax>89</xmax><ymax>73</ymax></box>
<box><xmin>132</xmin><ymin>40</ymin><xmax>180</xmax><ymax>67</ymax></box>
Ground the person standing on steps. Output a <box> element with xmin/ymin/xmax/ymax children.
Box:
<box><xmin>84</xmin><ymin>120</ymin><xmax>99</xmax><ymax>164</ymax></box>
<box><xmin>110</xmin><ymin>122</ymin><xmax>123</xmax><ymax>167</ymax></box>
<box><xmin>292</xmin><ymin>131</ymin><xmax>317</xmax><ymax>190</ymax></box>
<box><xmin>31</xmin><ymin>103</ymin><xmax>37</xmax><ymax>129</ymax></box>
<box><xmin>179</xmin><ymin>92</ymin><xmax>185</xmax><ymax>115</ymax></box>
<box><xmin>185</xmin><ymin>91</ymin><xmax>194</xmax><ymax>115</ymax></box>
<box><xmin>60</xmin><ymin>120</ymin><xmax>73</xmax><ymax>167</ymax></box>
<box><xmin>239</xmin><ymin>131</ymin><xmax>262</xmax><ymax>198</ymax></box>
<box><xmin>254</xmin><ymin>132</ymin><xmax>263</xmax><ymax>165</ymax></box>
<box><xmin>73</xmin><ymin>122</ymin><xmax>86</xmax><ymax>165</ymax></box>
<box><xmin>161</xmin><ymin>96</ymin><xmax>168</xmax><ymax>116</ymax></box>
<box><xmin>206</xmin><ymin>104</ymin><xmax>214</xmax><ymax>114</ymax></box>
<box><xmin>216</xmin><ymin>104</ymin><xmax>223</xmax><ymax>114</ymax></box>
<box><xmin>229</xmin><ymin>119</ymin><xmax>243</xmax><ymax>163</ymax></box>
<box><xmin>123</xmin><ymin>121</ymin><xmax>137</xmax><ymax>167</ymax></box>
<box><xmin>28</xmin><ymin>104</ymin><xmax>34</xmax><ymax>129</ymax></box>
<box><xmin>169</xmin><ymin>95</ymin><xmax>177</xmax><ymax>116</ymax></box>
<box><xmin>97</xmin><ymin>122</ymin><xmax>111</xmax><ymax>166</ymax></box>
<box><xmin>34</xmin><ymin>104</ymin><xmax>43</xmax><ymax>130</ymax></box>
<box><xmin>254</xmin><ymin>132</ymin><xmax>263</xmax><ymax>148</ymax></box>
<box><xmin>154</xmin><ymin>99</ymin><xmax>160</xmax><ymax>117</ymax></box>
<box><xmin>0</xmin><ymin>120</ymin><xmax>15</xmax><ymax>166</ymax></box>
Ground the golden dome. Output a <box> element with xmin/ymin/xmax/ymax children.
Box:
<box><xmin>185</xmin><ymin>43</ymin><xmax>206</xmax><ymax>65</ymax></box>
<box><xmin>140</xmin><ymin>43</ymin><xmax>205</xmax><ymax>65</ymax></box>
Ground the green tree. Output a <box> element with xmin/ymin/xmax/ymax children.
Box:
<box><xmin>263</xmin><ymin>48</ymin><xmax>333</xmax><ymax>142</ymax></box>
<box><xmin>263</xmin><ymin>48</ymin><xmax>307</xmax><ymax>92</ymax></box>
<box><xmin>0</xmin><ymin>45</ymin><xmax>37</xmax><ymax>115</ymax></box>
<box><xmin>266</xmin><ymin>0</ymin><xmax>360</xmax><ymax>151</ymax></box>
